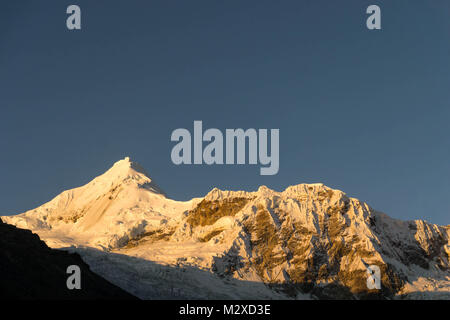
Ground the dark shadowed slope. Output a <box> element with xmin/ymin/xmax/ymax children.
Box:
<box><xmin>0</xmin><ymin>218</ymin><xmax>137</xmax><ymax>299</ymax></box>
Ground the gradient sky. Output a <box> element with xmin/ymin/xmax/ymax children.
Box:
<box><xmin>1</xmin><ymin>1</ymin><xmax>449</xmax><ymax>225</ymax></box>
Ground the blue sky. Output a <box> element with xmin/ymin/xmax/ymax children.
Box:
<box><xmin>1</xmin><ymin>1</ymin><xmax>449</xmax><ymax>225</ymax></box>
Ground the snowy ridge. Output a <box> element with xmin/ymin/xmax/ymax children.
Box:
<box><xmin>2</xmin><ymin>157</ymin><xmax>200</xmax><ymax>249</ymax></box>
<box><xmin>2</xmin><ymin>158</ymin><xmax>449</xmax><ymax>299</ymax></box>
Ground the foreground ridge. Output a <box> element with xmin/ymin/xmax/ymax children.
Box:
<box><xmin>0</xmin><ymin>218</ymin><xmax>136</xmax><ymax>299</ymax></box>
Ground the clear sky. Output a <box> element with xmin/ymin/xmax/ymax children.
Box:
<box><xmin>1</xmin><ymin>1</ymin><xmax>449</xmax><ymax>225</ymax></box>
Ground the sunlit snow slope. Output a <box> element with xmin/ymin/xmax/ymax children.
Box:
<box><xmin>2</xmin><ymin>157</ymin><xmax>200</xmax><ymax>249</ymax></box>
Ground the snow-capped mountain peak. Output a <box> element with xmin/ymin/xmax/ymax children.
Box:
<box><xmin>2</xmin><ymin>158</ymin><xmax>196</xmax><ymax>248</ymax></box>
<box><xmin>89</xmin><ymin>157</ymin><xmax>165</xmax><ymax>196</ymax></box>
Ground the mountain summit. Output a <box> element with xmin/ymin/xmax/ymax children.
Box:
<box><xmin>2</xmin><ymin>158</ymin><xmax>450</xmax><ymax>299</ymax></box>
<box><xmin>97</xmin><ymin>157</ymin><xmax>165</xmax><ymax>195</ymax></box>
<box><xmin>2</xmin><ymin>157</ymin><xmax>195</xmax><ymax>248</ymax></box>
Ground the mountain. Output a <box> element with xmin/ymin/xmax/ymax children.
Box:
<box><xmin>2</xmin><ymin>157</ymin><xmax>200</xmax><ymax>249</ymax></box>
<box><xmin>2</xmin><ymin>158</ymin><xmax>450</xmax><ymax>299</ymax></box>
<box><xmin>0</xmin><ymin>218</ymin><xmax>136</xmax><ymax>299</ymax></box>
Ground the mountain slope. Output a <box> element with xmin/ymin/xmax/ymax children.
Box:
<box><xmin>2</xmin><ymin>158</ymin><xmax>450</xmax><ymax>299</ymax></box>
<box><xmin>115</xmin><ymin>183</ymin><xmax>450</xmax><ymax>299</ymax></box>
<box><xmin>0</xmin><ymin>218</ymin><xmax>136</xmax><ymax>299</ymax></box>
<box><xmin>3</xmin><ymin>157</ymin><xmax>200</xmax><ymax>249</ymax></box>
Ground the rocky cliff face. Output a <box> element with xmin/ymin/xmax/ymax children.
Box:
<box><xmin>2</xmin><ymin>158</ymin><xmax>449</xmax><ymax>299</ymax></box>
<box><xmin>174</xmin><ymin>184</ymin><xmax>449</xmax><ymax>299</ymax></box>
<box><xmin>0</xmin><ymin>218</ymin><xmax>136</xmax><ymax>299</ymax></box>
